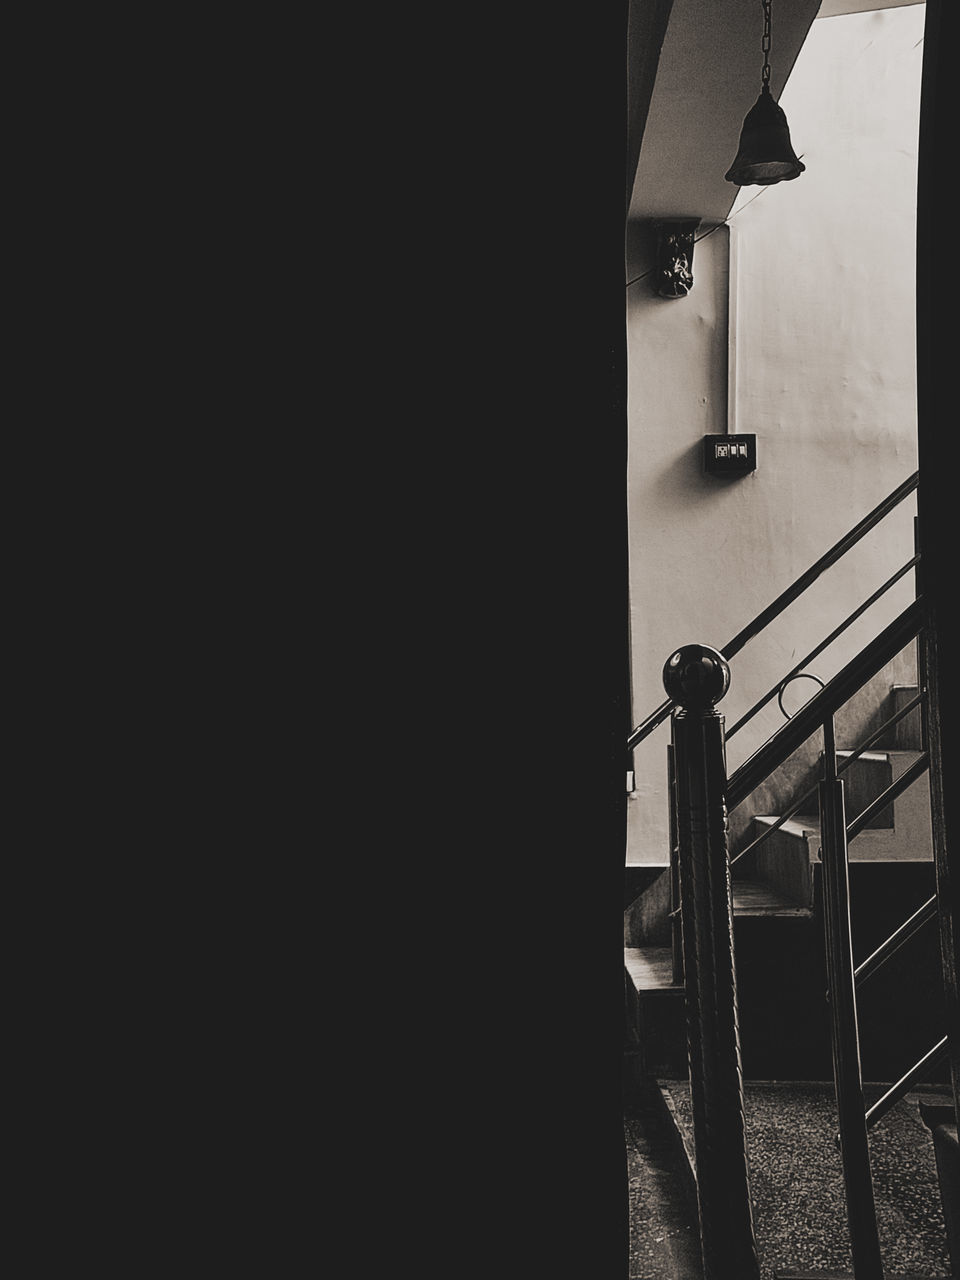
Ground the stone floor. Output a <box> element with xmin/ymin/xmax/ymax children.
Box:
<box><xmin>624</xmin><ymin>1082</ymin><xmax>703</xmax><ymax>1279</ymax></box>
<box><xmin>626</xmin><ymin>1079</ymin><xmax>953</xmax><ymax>1279</ymax></box>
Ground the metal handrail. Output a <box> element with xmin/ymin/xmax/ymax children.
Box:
<box><xmin>626</xmin><ymin>472</ymin><xmax>919</xmax><ymax>751</ymax></box>
<box><xmin>721</xmin><ymin>472</ymin><xmax>918</xmax><ymax>662</ymax></box>
<box><xmin>865</xmin><ymin>1037</ymin><xmax>949</xmax><ymax>1131</ymax></box>
<box><xmin>855</xmin><ymin>895</ymin><xmax>938</xmax><ymax>986</ymax></box>
<box><xmin>724</xmin><ymin>555</ymin><xmax>919</xmax><ymax>741</ymax></box>
<box><xmin>726</xmin><ymin>600</ymin><xmax>923</xmax><ymax>813</ymax></box>
<box><xmin>626</xmin><ymin>697</ymin><xmax>673</xmax><ymax>752</ymax></box>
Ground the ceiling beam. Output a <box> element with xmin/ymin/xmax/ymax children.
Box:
<box><xmin>626</xmin><ymin>0</ymin><xmax>674</xmax><ymax>215</ymax></box>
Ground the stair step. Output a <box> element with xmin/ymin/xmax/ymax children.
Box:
<box><xmin>624</xmin><ymin>945</ymin><xmax>678</xmax><ymax>992</ymax></box>
<box><xmin>755</xmin><ymin>814</ymin><xmax>819</xmax><ymax>839</ymax></box>
<box><xmin>836</xmin><ymin>749</ymin><xmax>895</xmax><ymax>828</ymax></box>
<box><xmin>888</xmin><ymin>683</ymin><xmax>923</xmax><ymax>750</ymax></box>
<box><xmin>625</xmin><ymin>946</ymin><xmax>686</xmax><ymax>1077</ymax></box>
<box><xmin>624</xmin><ymin>864</ymin><xmax>665</xmax><ymax>911</ymax></box>
<box><xmin>732</xmin><ymin>877</ymin><xmax>813</xmax><ymax>917</ymax></box>
<box><xmin>753</xmin><ymin>809</ymin><xmax>932</xmax><ymax>863</ymax></box>
<box><xmin>625</xmin><ymin>883</ymin><xmax>812</xmax><ymax>998</ymax></box>
<box><xmin>738</xmin><ymin>820</ymin><xmax>817</xmax><ymax>907</ymax></box>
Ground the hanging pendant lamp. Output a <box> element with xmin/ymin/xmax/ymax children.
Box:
<box><xmin>725</xmin><ymin>0</ymin><xmax>804</xmax><ymax>186</ymax></box>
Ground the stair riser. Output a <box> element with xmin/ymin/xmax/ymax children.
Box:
<box><xmin>886</xmin><ymin>684</ymin><xmax>924</xmax><ymax>751</ymax></box>
<box><xmin>624</xmin><ymin>868</ymin><xmax>671</xmax><ymax>946</ymax></box>
<box><xmin>839</xmin><ymin>753</ymin><xmax>895</xmax><ymax>829</ymax></box>
<box><xmin>634</xmin><ymin>993</ymin><xmax>687</xmax><ymax>1078</ymax></box>
<box><xmin>881</xmin><ymin>753</ymin><xmax>934</xmax><ymax>860</ymax></box>
<box><xmin>738</xmin><ymin>824</ymin><xmax>815</xmax><ymax>908</ymax></box>
<box><xmin>635</xmin><ymin>866</ymin><xmax>947</xmax><ymax>1082</ymax></box>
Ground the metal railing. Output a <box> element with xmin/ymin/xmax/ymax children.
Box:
<box><xmin>730</xmin><ymin>688</ymin><xmax>925</xmax><ymax>870</ymax></box>
<box><xmin>725</xmin><ymin>599</ymin><xmax>922</xmax><ymax>811</ymax></box>
<box><xmin>626</xmin><ymin>472</ymin><xmax>918</xmax><ymax>754</ymax></box>
<box><xmin>658</xmin><ymin>627</ymin><xmax>950</xmax><ymax>1279</ymax></box>
<box><xmin>724</xmin><ymin>554</ymin><xmax>919</xmax><ymax>742</ymax></box>
<box><xmin>816</xmin><ymin>679</ymin><xmax>943</xmax><ymax>1275</ymax></box>
<box><xmin>630</xmin><ymin>475</ymin><xmax>959</xmax><ymax>1277</ymax></box>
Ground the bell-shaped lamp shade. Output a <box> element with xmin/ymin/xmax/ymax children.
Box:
<box><xmin>724</xmin><ymin>84</ymin><xmax>805</xmax><ymax>186</ymax></box>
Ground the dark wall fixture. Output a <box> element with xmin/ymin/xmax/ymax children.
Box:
<box><xmin>703</xmin><ymin>434</ymin><xmax>757</xmax><ymax>477</ymax></box>
<box><xmin>654</xmin><ymin>219</ymin><xmax>700</xmax><ymax>298</ymax></box>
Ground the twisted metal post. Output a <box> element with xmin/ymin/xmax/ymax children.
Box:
<box><xmin>664</xmin><ymin>644</ymin><xmax>761</xmax><ymax>1280</ymax></box>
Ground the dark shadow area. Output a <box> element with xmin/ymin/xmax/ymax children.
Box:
<box><xmin>624</xmin><ymin>1081</ymin><xmax>705</xmax><ymax>1279</ymax></box>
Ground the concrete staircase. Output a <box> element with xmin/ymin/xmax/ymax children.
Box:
<box><xmin>624</xmin><ymin>684</ymin><xmax>947</xmax><ymax>1083</ymax></box>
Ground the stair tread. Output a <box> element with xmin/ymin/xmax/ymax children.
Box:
<box><xmin>731</xmin><ymin>878</ymin><xmax>812</xmax><ymax>916</ymax></box>
<box><xmin>754</xmin><ymin>814</ymin><xmax>819</xmax><ymax>837</ymax></box>
<box><xmin>624</xmin><ymin>945</ymin><xmax>679</xmax><ymax>992</ymax></box>
<box><xmin>837</xmin><ymin>749</ymin><xmax>890</xmax><ymax>761</ymax></box>
<box><xmin>753</xmin><ymin>812</ymin><xmax>932</xmax><ymax>862</ymax></box>
<box><xmin>836</xmin><ymin>747</ymin><xmax>925</xmax><ymax>763</ymax></box>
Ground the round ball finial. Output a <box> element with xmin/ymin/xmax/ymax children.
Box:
<box><xmin>662</xmin><ymin>644</ymin><xmax>730</xmax><ymax>709</ymax></box>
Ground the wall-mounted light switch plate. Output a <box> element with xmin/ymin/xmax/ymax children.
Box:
<box><xmin>703</xmin><ymin>434</ymin><xmax>756</xmax><ymax>477</ymax></box>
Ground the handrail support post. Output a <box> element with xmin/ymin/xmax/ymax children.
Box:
<box><xmin>664</xmin><ymin>645</ymin><xmax>761</xmax><ymax>1280</ymax></box>
<box><xmin>819</xmin><ymin>711</ymin><xmax>885</xmax><ymax>1277</ymax></box>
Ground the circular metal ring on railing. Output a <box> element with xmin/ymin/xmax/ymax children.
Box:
<box><xmin>777</xmin><ymin>671</ymin><xmax>826</xmax><ymax>720</ymax></box>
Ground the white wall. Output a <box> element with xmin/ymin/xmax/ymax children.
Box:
<box><xmin>626</xmin><ymin>5</ymin><xmax>925</xmax><ymax>864</ymax></box>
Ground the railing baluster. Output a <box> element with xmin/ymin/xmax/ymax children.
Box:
<box><xmin>664</xmin><ymin>644</ymin><xmax>761</xmax><ymax>1280</ymax></box>
<box><xmin>915</xmin><ymin>515</ymin><xmax>926</xmax><ymax>756</ymax></box>
<box><xmin>915</xmin><ymin>512</ymin><xmax>960</xmax><ymax>1120</ymax></box>
<box><xmin>819</xmin><ymin>713</ymin><xmax>885</xmax><ymax>1278</ymax></box>
<box><xmin>666</xmin><ymin>743</ymin><xmax>683</xmax><ymax>984</ymax></box>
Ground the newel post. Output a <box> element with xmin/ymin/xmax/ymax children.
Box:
<box><xmin>664</xmin><ymin>644</ymin><xmax>762</xmax><ymax>1280</ymax></box>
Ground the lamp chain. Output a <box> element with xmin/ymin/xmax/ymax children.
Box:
<box><xmin>761</xmin><ymin>0</ymin><xmax>772</xmax><ymax>86</ymax></box>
